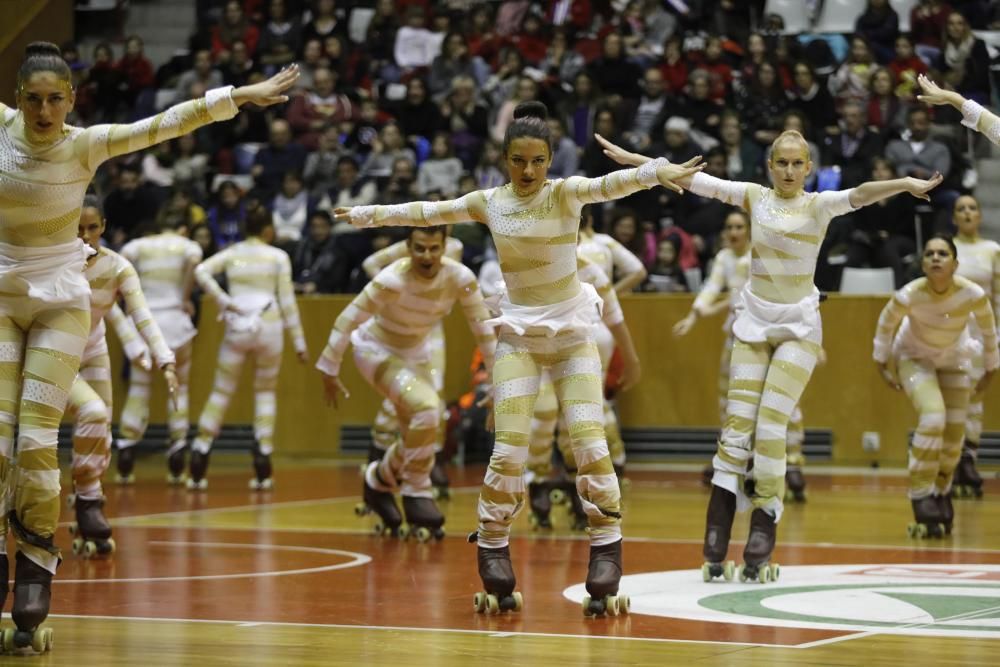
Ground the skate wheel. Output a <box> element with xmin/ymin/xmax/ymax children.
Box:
<box><xmin>738</xmin><ymin>565</ymin><xmax>749</xmax><ymax>583</ymax></box>
<box><xmin>724</xmin><ymin>560</ymin><xmax>736</xmax><ymax>581</ymax></box>
<box><xmin>550</xmin><ymin>489</ymin><xmax>566</xmax><ymax>505</ymax></box>
<box><xmin>512</xmin><ymin>591</ymin><xmax>523</xmax><ymax>611</ymax></box>
<box><xmin>431</xmin><ymin>487</ymin><xmax>440</xmax><ymax>500</ymax></box>
<box><xmin>760</xmin><ymin>566</ymin><xmax>771</xmax><ymax>584</ymax></box>
<box><xmin>473</xmin><ymin>591</ymin><xmax>486</xmax><ymax>613</ymax></box>
<box><xmin>31</xmin><ymin>627</ymin><xmax>52</xmax><ymax>653</ymax></box>
<box><xmin>69</xmin><ymin>523</ymin><xmax>78</xmax><ymax>536</ymax></box>
<box><xmin>66</xmin><ymin>493</ymin><xmax>76</xmax><ymax>508</ymax></box>
<box><xmin>72</xmin><ymin>537</ymin><xmax>84</xmax><ymax>555</ymax></box>
<box><xmin>485</xmin><ymin>594</ymin><xmax>500</xmax><ymax>615</ymax></box>
<box><xmin>106</xmin><ymin>537</ymin><xmax>117</xmax><ymax>554</ymax></box>
<box><xmin>115</xmin><ymin>473</ymin><xmax>135</xmax><ymax>485</ymax></box>
<box><xmin>83</xmin><ymin>540</ymin><xmax>98</xmax><ymax>558</ymax></box>
<box><xmin>184</xmin><ymin>477</ymin><xmax>206</xmax><ymax>490</ymax></box>
<box><xmin>414</xmin><ymin>526</ymin><xmax>431</xmax><ymax>543</ymax></box>
<box><xmin>372</xmin><ymin>524</ymin><xmax>384</xmax><ymax>536</ymax></box>
<box><xmin>701</xmin><ymin>562</ymin><xmax>712</xmax><ymax>583</ymax></box>
<box><xmin>398</xmin><ymin>525</ymin><xmax>409</xmax><ymax>539</ymax></box>
<box><xmin>619</xmin><ymin>594</ymin><xmax>630</xmax><ymax>614</ymax></box>
<box><xmin>770</xmin><ymin>563</ymin><xmax>781</xmax><ymax>582</ymax></box>
<box><xmin>354</xmin><ymin>503</ymin><xmax>370</xmax><ymax>517</ymax></box>
<box><xmin>1</xmin><ymin>628</ymin><xmax>13</xmax><ymax>652</ymax></box>
<box><xmin>606</xmin><ymin>595</ymin><xmax>620</xmax><ymax>616</ymax></box>
<box><xmin>581</xmin><ymin>595</ymin><xmax>593</xmax><ymax>617</ymax></box>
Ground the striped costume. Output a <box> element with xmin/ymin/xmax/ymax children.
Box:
<box><xmin>361</xmin><ymin>237</ymin><xmax>463</xmax><ymax>458</ymax></box>
<box><xmin>873</xmin><ymin>276</ymin><xmax>999</xmax><ymax>497</ymax></box>
<box><xmin>689</xmin><ymin>173</ymin><xmax>857</xmax><ymax>520</ymax></box>
<box><xmin>345</xmin><ymin>162</ymin><xmax>667</xmax><ymax>549</ymax></box>
<box><xmin>118</xmin><ymin>232</ymin><xmax>203</xmax><ymax>464</ymax></box>
<box><xmin>192</xmin><ymin>238</ymin><xmax>306</xmax><ymax>458</ymax></box>
<box><xmin>0</xmin><ymin>86</ymin><xmax>237</xmax><ymax>572</ymax></box>
<box><xmin>316</xmin><ymin>257</ymin><xmax>495</xmax><ymax>497</ymax></box>
<box><xmin>66</xmin><ymin>249</ymin><xmax>173</xmax><ymax>499</ymax></box>
<box><xmin>954</xmin><ymin>235</ymin><xmax>1000</xmax><ymax>458</ymax></box>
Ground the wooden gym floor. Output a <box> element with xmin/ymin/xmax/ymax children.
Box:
<box><xmin>10</xmin><ymin>456</ymin><xmax>1000</xmax><ymax>665</ymax></box>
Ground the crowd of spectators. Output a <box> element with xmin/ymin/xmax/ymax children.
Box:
<box><xmin>68</xmin><ymin>0</ymin><xmax>1000</xmax><ymax>293</ymax></box>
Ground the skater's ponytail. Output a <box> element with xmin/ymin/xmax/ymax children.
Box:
<box><xmin>17</xmin><ymin>42</ymin><xmax>72</xmax><ymax>95</ymax></box>
<box><xmin>503</xmin><ymin>101</ymin><xmax>552</xmax><ymax>157</ymax></box>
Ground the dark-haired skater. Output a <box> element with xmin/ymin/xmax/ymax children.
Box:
<box><xmin>0</xmin><ymin>41</ymin><xmax>298</xmax><ymax>652</ymax></box>
<box><xmin>331</xmin><ymin>101</ymin><xmax>703</xmax><ymax>617</ymax></box>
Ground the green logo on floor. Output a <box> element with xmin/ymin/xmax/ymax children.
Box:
<box><xmin>564</xmin><ymin>564</ymin><xmax>1000</xmax><ymax>639</ymax></box>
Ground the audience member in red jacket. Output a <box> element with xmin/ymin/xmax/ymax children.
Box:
<box><xmin>660</xmin><ymin>35</ymin><xmax>690</xmax><ymax>95</ymax></box>
<box><xmin>286</xmin><ymin>67</ymin><xmax>357</xmax><ymax>151</ymax></box>
<box><xmin>888</xmin><ymin>33</ymin><xmax>928</xmax><ymax>100</ymax></box>
<box><xmin>212</xmin><ymin>0</ymin><xmax>261</xmax><ymax>59</ymax></box>
<box><xmin>114</xmin><ymin>35</ymin><xmax>155</xmax><ymax>107</ymax></box>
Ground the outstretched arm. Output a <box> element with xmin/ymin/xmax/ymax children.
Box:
<box><xmin>80</xmin><ymin>66</ymin><xmax>299</xmax><ymax>170</ymax></box>
<box><xmin>872</xmin><ymin>291</ymin><xmax>909</xmax><ymax>390</ymax></box>
<box><xmin>314</xmin><ymin>278</ymin><xmax>399</xmax><ymax>377</ymax></box>
<box><xmin>848</xmin><ymin>173</ymin><xmax>943</xmax><ymax>209</ymax></box>
<box><xmin>456</xmin><ymin>274</ymin><xmax>497</xmax><ymax>375</ymax></box>
<box><xmin>606</xmin><ymin>237</ymin><xmax>647</xmax><ymax>294</ymax></box>
<box><xmin>362</xmin><ymin>240</ymin><xmax>407</xmax><ymax>278</ymax></box>
<box><xmin>596</xmin><ymin>134</ymin><xmax>753</xmax><ymax>208</ymax></box>
<box><xmin>333</xmin><ymin>190</ymin><xmax>487</xmax><ymax>230</ymax></box>
<box><xmin>115</xmin><ymin>262</ymin><xmax>174</xmax><ymax>369</ymax></box>
<box><xmin>918</xmin><ymin>74</ymin><xmax>1000</xmax><ymax>146</ymax></box>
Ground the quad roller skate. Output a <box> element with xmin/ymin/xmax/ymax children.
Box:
<box><xmin>701</xmin><ymin>484</ymin><xmax>736</xmax><ymax>582</ymax></box>
<box><xmin>249</xmin><ymin>446</ymin><xmax>273</xmax><ymax>490</ymax></box>
<box><xmin>527</xmin><ymin>480</ymin><xmax>553</xmax><ymax>529</ymax></box>
<box><xmin>907</xmin><ymin>495</ymin><xmax>946</xmax><ymax>538</ymax></box>
<box><xmin>952</xmin><ymin>445</ymin><xmax>984</xmax><ymax>499</ymax></box>
<box><xmin>471</xmin><ymin>537</ymin><xmax>522</xmax><ymax>614</ymax></box>
<box><xmin>739</xmin><ymin>508</ymin><xmax>780</xmax><ymax>584</ymax></box>
<box><xmin>582</xmin><ymin>540</ymin><xmax>629</xmax><ymax>617</ymax></box>
<box><xmin>167</xmin><ymin>445</ymin><xmax>188</xmax><ymax>486</ymax></box>
<box><xmin>430</xmin><ymin>451</ymin><xmax>451</xmax><ymax>501</ymax></box>
<box><xmin>401</xmin><ymin>496</ymin><xmax>445</xmax><ymax>542</ymax></box>
<box><xmin>937</xmin><ymin>493</ymin><xmax>954</xmax><ymax>536</ymax></box>
<box><xmin>355</xmin><ymin>475</ymin><xmax>403</xmax><ymax>537</ymax></box>
<box><xmin>784</xmin><ymin>468</ymin><xmax>807</xmax><ymax>503</ymax></box>
<box><xmin>0</xmin><ymin>552</ymin><xmax>54</xmax><ymax>653</ymax></box>
<box><xmin>186</xmin><ymin>450</ymin><xmax>209</xmax><ymax>490</ymax></box>
<box><xmin>115</xmin><ymin>444</ymin><xmax>136</xmax><ymax>485</ymax></box>
<box><xmin>68</xmin><ymin>496</ymin><xmax>115</xmax><ymax>558</ymax></box>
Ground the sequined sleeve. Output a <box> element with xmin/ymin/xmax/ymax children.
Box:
<box><xmin>106</xmin><ymin>303</ymin><xmax>148</xmax><ymax>364</ymax></box>
<box><xmin>962</xmin><ymin>99</ymin><xmax>1000</xmax><ymax>147</ymax></box>
<box><xmin>873</xmin><ymin>289</ymin><xmax>910</xmax><ymax>363</ymax></box>
<box><xmin>116</xmin><ymin>258</ymin><xmax>174</xmax><ymax>367</ymax></box>
<box><xmin>693</xmin><ymin>250</ymin><xmax>729</xmax><ymax>315</ymax></box>
<box><xmin>194</xmin><ymin>249</ymin><xmax>233</xmax><ymax>310</ymax></box>
<box><xmin>606</xmin><ymin>236</ymin><xmax>644</xmax><ymax>277</ymax></box>
<box><xmin>561</xmin><ymin>161</ymin><xmax>666</xmax><ymax>210</ymax></box>
<box><xmin>455</xmin><ymin>267</ymin><xmax>497</xmax><ymax>371</ymax></box>
<box><xmin>972</xmin><ymin>291</ymin><xmax>1000</xmax><ymax>371</ymax></box>
<box><xmin>362</xmin><ymin>241</ymin><xmax>408</xmax><ymax>278</ymax></box>
<box><xmin>348</xmin><ymin>191</ymin><xmax>487</xmax><ymax>228</ymax></box>
<box><xmin>79</xmin><ymin>86</ymin><xmax>238</xmax><ymax>170</ymax></box>
<box><xmin>315</xmin><ymin>277</ymin><xmax>400</xmax><ymax>376</ymax></box>
<box><xmin>276</xmin><ymin>251</ymin><xmax>307</xmax><ymax>354</ymax></box>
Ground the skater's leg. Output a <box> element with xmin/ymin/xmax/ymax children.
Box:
<box><xmin>786</xmin><ymin>405</ymin><xmax>805</xmax><ymax>469</ymax></box>
<box><xmin>936</xmin><ymin>367</ymin><xmax>971</xmax><ymax>495</ymax></box>
<box><xmin>552</xmin><ymin>338</ymin><xmax>621</xmax><ymax>545</ymax></box>
<box><xmin>965</xmin><ymin>346</ymin><xmax>985</xmax><ymax>454</ymax></box>
<box><xmin>718</xmin><ymin>333</ymin><xmax>734</xmax><ymax>425</ymax></box>
<box><xmin>713</xmin><ymin>339</ymin><xmax>770</xmax><ymax>497</ymax></box>
<box><xmin>476</xmin><ymin>335</ymin><xmax>540</xmax><ymax>548</ymax></box>
<box><xmin>67</xmin><ymin>377</ymin><xmax>111</xmax><ymax>500</ymax></box>
<box><xmin>370</xmin><ymin>398</ymin><xmax>399</xmax><ymax>460</ymax></box>
<box><xmin>752</xmin><ymin>338</ymin><xmax>821</xmax><ymax>520</ymax></box>
<box><xmin>0</xmin><ymin>315</ymin><xmax>26</xmax><ymax>573</ymax></box>
<box><xmin>250</xmin><ymin>325</ymin><xmax>283</xmax><ymax>484</ymax></box>
<box><xmin>899</xmin><ymin>357</ymin><xmax>947</xmax><ymax>501</ymax></box>
<box><xmin>117</xmin><ymin>360</ymin><xmax>152</xmax><ymax>452</ymax></box>
<box><xmin>15</xmin><ymin>305</ymin><xmax>90</xmax><ymax>572</ymax></box>
<box><xmin>166</xmin><ymin>341</ymin><xmax>193</xmax><ymax>469</ymax></box>
<box><xmin>525</xmin><ymin>371</ymin><xmax>557</xmax><ymax>483</ymax></box>
<box><xmin>191</xmin><ymin>334</ymin><xmax>249</xmax><ymax>456</ymax></box>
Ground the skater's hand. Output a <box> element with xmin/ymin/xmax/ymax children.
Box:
<box><xmin>656</xmin><ymin>156</ymin><xmax>704</xmax><ymax>194</ymax></box>
<box><xmin>903</xmin><ymin>173</ymin><xmax>943</xmax><ymax>201</ymax></box>
<box><xmin>673</xmin><ymin>312</ymin><xmax>697</xmax><ymax>337</ymax></box>
<box><xmin>183</xmin><ymin>300</ymin><xmax>196</xmax><ymax>317</ymax></box>
<box><xmin>877</xmin><ymin>362</ymin><xmax>901</xmax><ymax>391</ymax></box>
<box><xmin>163</xmin><ymin>363</ymin><xmax>180</xmax><ymax>410</ymax></box>
<box><xmin>595</xmin><ymin>133</ymin><xmax>646</xmax><ymax>167</ymax></box>
<box><xmin>617</xmin><ymin>355</ymin><xmax>641</xmax><ymax>392</ymax></box>
<box><xmin>977</xmin><ymin>369</ymin><xmax>995</xmax><ymax>394</ymax></box>
<box><xmin>916</xmin><ymin>74</ymin><xmax>964</xmax><ymax>109</ymax></box>
<box><xmin>476</xmin><ymin>390</ymin><xmax>494</xmax><ymax>432</ymax></box>
<box><xmin>232</xmin><ymin>64</ymin><xmax>299</xmax><ymax>108</ymax></box>
<box><xmin>321</xmin><ymin>373</ymin><xmax>350</xmax><ymax>408</ymax></box>
<box><xmin>296</xmin><ymin>349</ymin><xmax>309</xmax><ymax>364</ymax></box>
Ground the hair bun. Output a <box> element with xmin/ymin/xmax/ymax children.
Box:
<box><xmin>513</xmin><ymin>101</ymin><xmax>548</xmax><ymax>122</ymax></box>
<box><xmin>24</xmin><ymin>41</ymin><xmax>63</xmax><ymax>59</ymax></box>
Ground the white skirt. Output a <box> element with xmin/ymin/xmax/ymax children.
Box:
<box><xmin>0</xmin><ymin>239</ymin><xmax>92</xmax><ymax>306</ymax></box>
<box><xmin>732</xmin><ymin>285</ymin><xmax>822</xmax><ymax>345</ymax></box>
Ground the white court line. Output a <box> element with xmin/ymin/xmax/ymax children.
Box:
<box><xmin>44</xmin><ymin>612</ymin><xmax>786</xmax><ymax>649</ymax></box>
<box><xmin>792</xmin><ymin>602</ymin><xmax>1000</xmax><ymax>649</ymax></box>
<box><xmin>53</xmin><ymin>541</ymin><xmax>370</xmax><ymax>584</ymax></box>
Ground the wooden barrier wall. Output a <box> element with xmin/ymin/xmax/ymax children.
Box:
<box><xmin>106</xmin><ymin>294</ymin><xmax>991</xmax><ymax>466</ymax></box>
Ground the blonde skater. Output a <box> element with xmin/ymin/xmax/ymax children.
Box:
<box><xmin>525</xmin><ymin>253</ymin><xmax>642</xmax><ymax>530</ymax></box>
<box><xmin>874</xmin><ymin>234</ymin><xmax>997</xmax><ymax>537</ymax></box>
<box><xmin>318</xmin><ymin>226</ymin><xmax>495</xmax><ymax>540</ymax></box>
<box><xmin>951</xmin><ymin>195</ymin><xmax>999</xmax><ymax>497</ymax></box>
<box><xmin>597</xmin><ymin>128</ymin><xmax>943</xmax><ymax>583</ymax></box>
<box><xmin>0</xmin><ymin>41</ymin><xmax>297</xmax><ymax>651</ymax></box>
<box><xmin>333</xmin><ymin>101</ymin><xmax>700</xmax><ymax>616</ymax></box>
<box><xmin>674</xmin><ymin>210</ymin><xmax>814</xmax><ymax>501</ymax></box>
<box><xmin>64</xmin><ymin>197</ymin><xmax>176</xmax><ymax>557</ymax></box>
<box><xmin>361</xmin><ymin>234</ymin><xmax>464</xmax><ymax>497</ymax></box>
<box><xmin>188</xmin><ymin>208</ymin><xmax>308</xmax><ymax>490</ymax></box>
